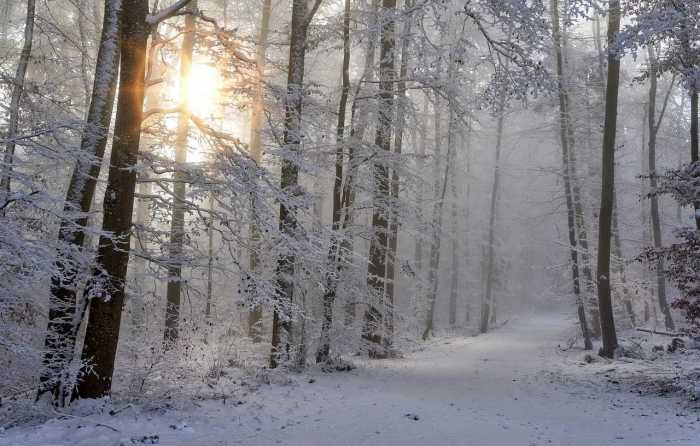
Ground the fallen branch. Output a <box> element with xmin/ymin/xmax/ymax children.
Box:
<box><xmin>636</xmin><ymin>328</ymin><xmax>683</xmax><ymax>337</ymax></box>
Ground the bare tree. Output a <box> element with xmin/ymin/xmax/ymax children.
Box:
<box><xmin>38</xmin><ymin>0</ymin><xmax>122</xmax><ymax>405</ymax></box>
<box><xmin>362</xmin><ymin>0</ymin><xmax>397</xmax><ymax>356</ymax></box>
<box><xmin>646</xmin><ymin>46</ymin><xmax>676</xmax><ymax>331</ymax></box>
<box><xmin>247</xmin><ymin>0</ymin><xmax>273</xmax><ymax>343</ymax></box>
<box><xmin>0</xmin><ymin>0</ymin><xmax>35</xmax><ymax>196</ymax></box>
<box><xmin>595</xmin><ymin>0</ymin><xmax>621</xmax><ymax>359</ymax></box>
<box><xmin>164</xmin><ymin>0</ymin><xmax>197</xmax><ymax>345</ymax></box>
<box><xmin>550</xmin><ymin>0</ymin><xmax>591</xmax><ymax>349</ymax></box>
<box><xmin>270</xmin><ymin>0</ymin><xmax>324</xmax><ymax>368</ymax></box>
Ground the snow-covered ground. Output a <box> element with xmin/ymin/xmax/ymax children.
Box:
<box><xmin>2</xmin><ymin>313</ymin><xmax>698</xmax><ymax>446</ymax></box>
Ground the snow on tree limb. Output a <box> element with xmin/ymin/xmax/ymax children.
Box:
<box><xmin>146</xmin><ymin>0</ymin><xmax>194</xmax><ymax>26</ymax></box>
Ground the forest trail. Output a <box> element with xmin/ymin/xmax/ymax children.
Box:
<box><xmin>2</xmin><ymin>313</ymin><xmax>696</xmax><ymax>446</ymax></box>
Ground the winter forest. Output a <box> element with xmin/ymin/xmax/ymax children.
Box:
<box><xmin>0</xmin><ymin>0</ymin><xmax>699</xmax><ymax>444</ymax></box>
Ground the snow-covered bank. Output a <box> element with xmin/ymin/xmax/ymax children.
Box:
<box><xmin>1</xmin><ymin>313</ymin><xmax>697</xmax><ymax>446</ymax></box>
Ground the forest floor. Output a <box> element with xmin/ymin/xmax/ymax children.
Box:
<box><xmin>1</xmin><ymin>312</ymin><xmax>699</xmax><ymax>445</ymax></box>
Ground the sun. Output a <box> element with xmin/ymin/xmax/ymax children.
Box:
<box><xmin>185</xmin><ymin>63</ymin><xmax>222</xmax><ymax>117</ymax></box>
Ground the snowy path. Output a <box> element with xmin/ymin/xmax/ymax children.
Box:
<box><xmin>2</xmin><ymin>313</ymin><xmax>697</xmax><ymax>445</ymax></box>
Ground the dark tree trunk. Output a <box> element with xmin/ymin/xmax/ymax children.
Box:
<box><xmin>343</xmin><ymin>0</ymin><xmax>379</xmax><ymax>324</ymax></box>
<box><xmin>383</xmin><ymin>0</ymin><xmax>412</xmax><ymax>353</ymax></box>
<box><xmin>692</xmin><ymin>89</ymin><xmax>699</xmax><ymax>229</ymax></box>
<box><xmin>316</xmin><ymin>0</ymin><xmax>352</xmax><ymax>364</ymax></box>
<box><xmin>38</xmin><ymin>0</ymin><xmax>122</xmax><ymax>405</ymax></box>
<box><xmin>647</xmin><ymin>47</ymin><xmax>675</xmax><ymax>331</ymax></box>
<box><xmin>75</xmin><ymin>0</ymin><xmax>149</xmax><ymax>398</ymax></box>
<box><xmin>596</xmin><ymin>0</ymin><xmax>621</xmax><ymax>358</ymax></box>
<box><xmin>362</xmin><ymin>0</ymin><xmax>396</xmax><ymax>357</ymax></box>
<box><xmin>164</xmin><ymin>0</ymin><xmax>197</xmax><ymax>346</ymax></box>
<box><xmin>270</xmin><ymin>0</ymin><xmax>321</xmax><ymax>368</ymax></box>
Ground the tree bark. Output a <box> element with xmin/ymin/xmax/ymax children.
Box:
<box><xmin>38</xmin><ymin>0</ymin><xmax>122</xmax><ymax>405</ymax></box>
<box><xmin>691</xmin><ymin>89</ymin><xmax>699</xmax><ymax>229</ymax></box>
<box><xmin>595</xmin><ymin>0</ymin><xmax>621</xmax><ymax>358</ymax></box>
<box><xmin>550</xmin><ymin>0</ymin><xmax>592</xmax><ymax>349</ymax></box>
<box><xmin>75</xmin><ymin>0</ymin><xmax>150</xmax><ymax>398</ymax></box>
<box><xmin>647</xmin><ymin>47</ymin><xmax>675</xmax><ymax>331</ymax></box>
<box><xmin>270</xmin><ymin>0</ymin><xmax>322</xmax><ymax>368</ymax></box>
<box><xmin>247</xmin><ymin>0</ymin><xmax>273</xmax><ymax>342</ymax></box>
<box><xmin>163</xmin><ymin>0</ymin><xmax>196</xmax><ymax>345</ymax></box>
<box><xmin>316</xmin><ymin>0</ymin><xmax>352</xmax><ymax>364</ymax></box>
<box><xmin>0</xmin><ymin>0</ymin><xmax>35</xmax><ymax>197</ymax></box>
<box><xmin>422</xmin><ymin>94</ymin><xmax>453</xmax><ymax>340</ymax></box>
<box><xmin>362</xmin><ymin>0</ymin><xmax>396</xmax><ymax>357</ymax></box>
<box><xmin>480</xmin><ymin>95</ymin><xmax>505</xmax><ymax>335</ymax></box>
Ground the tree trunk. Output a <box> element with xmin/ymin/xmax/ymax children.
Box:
<box><xmin>0</xmin><ymin>0</ymin><xmax>34</xmax><ymax>197</ymax></box>
<box><xmin>691</xmin><ymin>89</ymin><xmax>699</xmax><ymax>229</ymax></box>
<box><xmin>362</xmin><ymin>0</ymin><xmax>396</xmax><ymax>357</ymax></box>
<box><xmin>164</xmin><ymin>0</ymin><xmax>197</xmax><ymax>346</ymax></box>
<box><xmin>596</xmin><ymin>0</ymin><xmax>621</xmax><ymax>358</ymax></box>
<box><xmin>647</xmin><ymin>47</ymin><xmax>675</xmax><ymax>331</ymax></box>
<box><xmin>415</xmin><ymin>94</ymin><xmax>428</xmax><ymax>277</ymax></box>
<box><xmin>383</xmin><ymin>0</ymin><xmax>412</xmax><ymax>352</ymax></box>
<box><xmin>38</xmin><ymin>0</ymin><xmax>122</xmax><ymax>405</ymax></box>
<box><xmin>316</xmin><ymin>0</ymin><xmax>351</xmax><ymax>364</ymax></box>
<box><xmin>270</xmin><ymin>0</ymin><xmax>320</xmax><ymax>368</ymax></box>
<box><xmin>448</xmin><ymin>134</ymin><xmax>460</xmax><ymax>328</ymax></box>
<box><xmin>480</xmin><ymin>96</ymin><xmax>505</xmax><ymax>335</ymax></box>
<box><xmin>247</xmin><ymin>0</ymin><xmax>273</xmax><ymax>342</ymax></box>
<box><xmin>75</xmin><ymin>0</ymin><xmax>150</xmax><ymax>398</ymax></box>
<box><xmin>422</xmin><ymin>91</ymin><xmax>455</xmax><ymax>340</ymax></box>
<box><xmin>550</xmin><ymin>0</ymin><xmax>592</xmax><ymax>349</ymax></box>
<box><xmin>343</xmin><ymin>0</ymin><xmax>379</xmax><ymax>324</ymax></box>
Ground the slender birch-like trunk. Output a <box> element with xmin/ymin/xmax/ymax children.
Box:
<box><xmin>1</xmin><ymin>0</ymin><xmax>35</xmax><ymax>197</ymax></box>
<box><xmin>550</xmin><ymin>0</ymin><xmax>592</xmax><ymax>349</ymax></box>
<box><xmin>247</xmin><ymin>0</ymin><xmax>273</xmax><ymax>342</ymax></box>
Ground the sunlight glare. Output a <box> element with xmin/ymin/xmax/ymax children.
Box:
<box><xmin>185</xmin><ymin>63</ymin><xmax>222</xmax><ymax>117</ymax></box>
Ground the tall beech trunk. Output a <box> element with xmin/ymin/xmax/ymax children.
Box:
<box><xmin>163</xmin><ymin>0</ymin><xmax>197</xmax><ymax>345</ymax></box>
<box><xmin>247</xmin><ymin>0</ymin><xmax>273</xmax><ymax>342</ymax></box>
<box><xmin>692</xmin><ymin>89</ymin><xmax>699</xmax><ymax>229</ymax></box>
<box><xmin>550</xmin><ymin>0</ymin><xmax>592</xmax><ymax>349</ymax></box>
<box><xmin>383</xmin><ymin>0</ymin><xmax>412</xmax><ymax>351</ymax></box>
<box><xmin>362</xmin><ymin>0</ymin><xmax>396</xmax><ymax>357</ymax></box>
<box><xmin>164</xmin><ymin>0</ymin><xmax>196</xmax><ymax>345</ymax></box>
<box><xmin>1</xmin><ymin>0</ymin><xmax>34</xmax><ymax>197</ymax></box>
<box><xmin>611</xmin><ymin>194</ymin><xmax>636</xmax><ymax>327</ymax></box>
<box><xmin>38</xmin><ymin>0</ymin><xmax>122</xmax><ymax>405</ymax></box>
<box><xmin>422</xmin><ymin>95</ymin><xmax>454</xmax><ymax>340</ymax></box>
<box><xmin>75</xmin><ymin>0</ymin><xmax>150</xmax><ymax>398</ymax></box>
<box><xmin>343</xmin><ymin>0</ymin><xmax>379</xmax><ymax>324</ymax></box>
<box><xmin>647</xmin><ymin>47</ymin><xmax>675</xmax><ymax>331</ymax></box>
<box><xmin>270</xmin><ymin>0</ymin><xmax>322</xmax><ymax>368</ymax></box>
<box><xmin>480</xmin><ymin>95</ymin><xmax>505</xmax><ymax>335</ymax></box>
<box><xmin>316</xmin><ymin>0</ymin><xmax>351</xmax><ymax>364</ymax></box>
<box><xmin>463</xmin><ymin>119</ymin><xmax>473</xmax><ymax>324</ymax></box>
<box><xmin>415</xmin><ymin>93</ymin><xmax>428</xmax><ymax>276</ymax></box>
<box><xmin>448</xmin><ymin>135</ymin><xmax>460</xmax><ymax>327</ymax></box>
<box><xmin>595</xmin><ymin>0</ymin><xmax>621</xmax><ymax>358</ymax></box>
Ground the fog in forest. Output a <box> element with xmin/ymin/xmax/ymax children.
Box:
<box><xmin>1</xmin><ymin>1</ymin><xmax>699</xmax><ymax>444</ymax></box>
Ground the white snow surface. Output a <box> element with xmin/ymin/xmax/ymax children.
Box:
<box><xmin>2</xmin><ymin>313</ymin><xmax>697</xmax><ymax>445</ymax></box>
